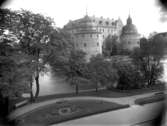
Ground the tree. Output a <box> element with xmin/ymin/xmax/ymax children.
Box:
<box><xmin>5</xmin><ymin>9</ymin><xmax>56</xmax><ymax>98</ymax></box>
<box><xmin>0</xmin><ymin>8</ymin><xmax>77</xmax><ymax>101</ymax></box>
<box><xmin>131</xmin><ymin>37</ymin><xmax>166</xmax><ymax>86</ymax></box>
<box><xmin>103</xmin><ymin>35</ymin><xmax>119</xmax><ymax>56</ymax></box>
<box><xmin>88</xmin><ymin>54</ymin><xmax>119</xmax><ymax>91</ymax></box>
<box><xmin>45</xmin><ymin>29</ymin><xmax>74</xmax><ymax>67</ymax></box>
<box><xmin>112</xmin><ymin>60</ymin><xmax>145</xmax><ymax>90</ymax></box>
<box><xmin>51</xmin><ymin>49</ymin><xmax>87</xmax><ymax>94</ymax></box>
<box><xmin>0</xmin><ymin>32</ymin><xmax>31</xmax><ymax>116</ymax></box>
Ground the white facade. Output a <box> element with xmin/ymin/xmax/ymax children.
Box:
<box><xmin>64</xmin><ymin>15</ymin><xmax>140</xmax><ymax>60</ymax></box>
<box><xmin>64</xmin><ymin>15</ymin><xmax>123</xmax><ymax>60</ymax></box>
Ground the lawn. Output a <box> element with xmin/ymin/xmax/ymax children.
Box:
<box><xmin>11</xmin><ymin>83</ymin><xmax>165</xmax><ymax>107</ymax></box>
<box><xmin>32</xmin><ymin>83</ymin><xmax>166</xmax><ymax>103</ymax></box>
<box><xmin>14</xmin><ymin>99</ymin><xmax>129</xmax><ymax>126</ymax></box>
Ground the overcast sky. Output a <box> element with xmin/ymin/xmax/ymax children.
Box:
<box><xmin>3</xmin><ymin>0</ymin><xmax>167</xmax><ymax>37</ymax></box>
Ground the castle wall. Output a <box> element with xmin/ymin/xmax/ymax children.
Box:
<box><xmin>120</xmin><ymin>34</ymin><xmax>140</xmax><ymax>50</ymax></box>
<box><xmin>74</xmin><ymin>33</ymin><xmax>103</xmax><ymax>60</ymax></box>
<box><xmin>64</xmin><ymin>15</ymin><xmax>142</xmax><ymax>60</ymax></box>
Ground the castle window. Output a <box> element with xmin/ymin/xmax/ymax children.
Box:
<box><xmin>101</xmin><ymin>29</ymin><xmax>104</xmax><ymax>32</ymax></box>
<box><xmin>97</xmin><ymin>42</ymin><xmax>99</xmax><ymax>46</ymax></box>
<box><xmin>90</xmin><ymin>34</ymin><xmax>92</xmax><ymax>38</ymax></box>
<box><xmin>97</xmin><ymin>34</ymin><xmax>99</xmax><ymax>38</ymax></box>
<box><xmin>84</xmin><ymin>43</ymin><xmax>87</xmax><ymax>47</ymax></box>
<box><xmin>106</xmin><ymin>21</ymin><xmax>109</xmax><ymax>25</ymax></box>
<box><xmin>99</xmin><ymin>21</ymin><xmax>102</xmax><ymax>24</ymax></box>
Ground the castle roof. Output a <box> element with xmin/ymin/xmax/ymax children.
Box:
<box><xmin>121</xmin><ymin>15</ymin><xmax>138</xmax><ymax>35</ymax></box>
<box><xmin>64</xmin><ymin>15</ymin><xmax>123</xmax><ymax>29</ymax></box>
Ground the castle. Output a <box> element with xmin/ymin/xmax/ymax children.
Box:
<box><xmin>63</xmin><ymin>14</ymin><xmax>140</xmax><ymax>60</ymax></box>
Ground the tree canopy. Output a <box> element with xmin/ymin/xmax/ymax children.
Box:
<box><xmin>87</xmin><ymin>54</ymin><xmax>119</xmax><ymax>91</ymax></box>
<box><xmin>0</xmin><ymin>32</ymin><xmax>31</xmax><ymax>99</ymax></box>
<box><xmin>131</xmin><ymin>36</ymin><xmax>166</xmax><ymax>86</ymax></box>
<box><xmin>103</xmin><ymin>35</ymin><xmax>119</xmax><ymax>56</ymax></box>
<box><xmin>0</xmin><ymin>8</ymin><xmax>74</xmax><ymax>100</ymax></box>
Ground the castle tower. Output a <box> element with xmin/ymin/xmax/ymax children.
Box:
<box><xmin>120</xmin><ymin>15</ymin><xmax>140</xmax><ymax>51</ymax></box>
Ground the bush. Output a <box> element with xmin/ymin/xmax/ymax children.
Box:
<box><xmin>87</xmin><ymin>55</ymin><xmax>119</xmax><ymax>91</ymax></box>
<box><xmin>113</xmin><ymin>60</ymin><xmax>145</xmax><ymax>90</ymax></box>
<box><xmin>135</xmin><ymin>94</ymin><xmax>166</xmax><ymax>105</ymax></box>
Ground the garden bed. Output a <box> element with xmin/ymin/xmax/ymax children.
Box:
<box><xmin>14</xmin><ymin>99</ymin><xmax>129</xmax><ymax>125</ymax></box>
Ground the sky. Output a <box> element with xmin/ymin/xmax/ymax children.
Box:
<box><xmin>2</xmin><ymin>0</ymin><xmax>167</xmax><ymax>37</ymax></box>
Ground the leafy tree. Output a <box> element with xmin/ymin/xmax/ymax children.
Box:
<box><xmin>3</xmin><ymin>9</ymin><xmax>56</xmax><ymax>98</ymax></box>
<box><xmin>112</xmin><ymin>60</ymin><xmax>145</xmax><ymax>90</ymax></box>
<box><xmin>0</xmin><ymin>32</ymin><xmax>31</xmax><ymax>115</ymax></box>
<box><xmin>0</xmin><ymin>8</ymin><xmax>77</xmax><ymax>101</ymax></box>
<box><xmin>45</xmin><ymin>29</ymin><xmax>74</xmax><ymax>67</ymax></box>
<box><xmin>88</xmin><ymin>54</ymin><xmax>119</xmax><ymax>91</ymax></box>
<box><xmin>131</xmin><ymin>37</ymin><xmax>166</xmax><ymax>86</ymax></box>
<box><xmin>51</xmin><ymin>49</ymin><xmax>87</xmax><ymax>94</ymax></box>
<box><xmin>103</xmin><ymin>35</ymin><xmax>119</xmax><ymax>56</ymax></box>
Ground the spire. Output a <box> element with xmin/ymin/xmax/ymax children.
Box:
<box><xmin>127</xmin><ymin>10</ymin><xmax>132</xmax><ymax>25</ymax></box>
<box><xmin>86</xmin><ymin>5</ymin><xmax>88</xmax><ymax>16</ymax></box>
<box><xmin>128</xmin><ymin>9</ymin><xmax>130</xmax><ymax>18</ymax></box>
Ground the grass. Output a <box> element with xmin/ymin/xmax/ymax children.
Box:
<box><xmin>31</xmin><ymin>83</ymin><xmax>166</xmax><ymax>103</ymax></box>
<box><xmin>135</xmin><ymin>93</ymin><xmax>166</xmax><ymax>105</ymax></box>
<box><xmin>11</xmin><ymin>83</ymin><xmax>165</xmax><ymax>108</ymax></box>
<box><xmin>14</xmin><ymin>99</ymin><xmax>129</xmax><ymax>125</ymax></box>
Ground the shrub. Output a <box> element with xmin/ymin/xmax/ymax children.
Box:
<box><xmin>113</xmin><ymin>60</ymin><xmax>145</xmax><ymax>90</ymax></box>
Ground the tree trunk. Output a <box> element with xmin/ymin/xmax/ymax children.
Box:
<box><xmin>4</xmin><ymin>97</ymin><xmax>10</xmax><ymax>116</ymax></box>
<box><xmin>34</xmin><ymin>49</ymin><xmax>40</xmax><ymax>98</ymax></box>
<box><xmin>76</xmin><ymin>84</ymin><xmax>79</xmax><ymax>95</ymax></box>
<box><xmin>95</xmin><ymin>82</ymin><xmax>98</xmax><ymax>92</ymax></box>
<box><xmin>149</xmin><ymin>65</ymin><xmax>155</xmax><ymax>85</ymax></box>
<box><xmin>35</xmin><ymin>75</ymin><xmax>40</xmax><ymax>98</ymax></box>
<box><xmin>30</xmin><ymin>78</ymin><xmax>35</xmax><ymax>102</ymax></box>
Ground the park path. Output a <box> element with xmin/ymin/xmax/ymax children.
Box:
<box><xmin>8</xmin><ymin>91</ymin><xmax>164</xmax><ymax>121</ymax></box>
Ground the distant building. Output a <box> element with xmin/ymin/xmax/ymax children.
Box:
<box><xmin>152</xmin><ymin>32</ymin><xmax>167</xmax><ymax>56</ymax></box>
<box><xmin>63</xmin><ymin>14</ymin><xmax>140</xmax><ymax>60</ymax></box>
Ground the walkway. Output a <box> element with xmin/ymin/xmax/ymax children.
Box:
<box><xmin>8</xmin><ymin>91</ymin><xmax>164</xmax><ymax>121</ymax></box>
